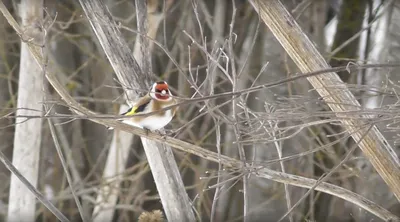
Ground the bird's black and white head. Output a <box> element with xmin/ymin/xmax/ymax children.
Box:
<box><xmin>150</xmin><ymin>81</ymin><xmax>172</xmax><ymax>101</ymax></box>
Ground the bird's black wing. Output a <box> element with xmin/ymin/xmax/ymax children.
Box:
<box><xmin>121</xmin><ymin>99</ymin><xmax>151</xmax><ymax>116</ymax></box>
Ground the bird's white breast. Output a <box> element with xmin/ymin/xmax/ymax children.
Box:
<box><xmin>123</xmin><ymin>109</ymin><xmax>173</xmax><ymax>131</ymax></box>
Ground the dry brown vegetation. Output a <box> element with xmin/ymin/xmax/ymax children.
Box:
<box><xmin>0</xmin><ymin>0</ymin><xmax>400</xmax><ymax>222</ymax></box>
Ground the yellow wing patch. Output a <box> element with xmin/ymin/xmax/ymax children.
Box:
<box><xmin>121</xmin><ymin>99</ymin><xmax>151</xmax><ymax>116</ymax></box>
<box><xmin>125</xmin><ymin>107</ymin><xmax>138</xmax><ymax>116</ymax></box>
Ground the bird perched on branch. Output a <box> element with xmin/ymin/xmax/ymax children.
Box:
<box><xmin>112</xmin><ymin>81</ymin><xmax>177</xmax><ymax>132</ymax></box>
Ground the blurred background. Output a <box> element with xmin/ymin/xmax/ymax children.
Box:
<box><xmin>0</xmin><ymin>0</ymin><xmax>400</xmax><ymax>221</ymax></box>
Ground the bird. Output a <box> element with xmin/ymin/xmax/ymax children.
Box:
<box><xmin>114</xmin><ymin>81</ymin><xmax>177</xmax><ymax>132</ymax></box>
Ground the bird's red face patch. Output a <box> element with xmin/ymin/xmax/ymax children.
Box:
<box><xmin>154</xmin><ymin>83</ymin><xmax>170</xmax><ymax>100</ymax></box>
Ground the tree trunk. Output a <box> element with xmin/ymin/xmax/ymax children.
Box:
<box><xmin>7</xmin><ymin>0</ymin><xmax>43</xmax><ymax>221</ymax></box>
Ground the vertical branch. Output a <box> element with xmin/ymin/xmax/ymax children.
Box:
<box><xmin>0</xmin><ymin>2</ymin><xmax>69</xmax><ymax>221</ymax></box>
<box><xmin>92</xmin><ymin>105</ymin><xmax>133</xmax><ymax>222</ymax></box>
<box><xmin>92</xmin><ymin>1</ymin><xmax>156</xmax><ymax>220</ymax></box>
<box><xmin>134</xmin><ymin>0</ymin><xmax>152</xmax><ymax>84</ymax></box>
<box><xmin>210</xmin><ymin>118</ymin><xmax>222</xmax><ymax>222</ymax></box>
<box><xmin>133</xmin><ymin>1</ymin><xmax>196</xmax><ymax>221</ymax></box>
<box><xmin>226</xmin><ymin>2</ymin><xmax>250</xmax><ymax>221</ymax></box>
<box><xmin>7</xmin><ymin>0</ymin><xmax>44</xmax><ymax>221</ymax></box>
<box><xmin>363</xmin><ymin>1</ymin><xmax>393</xmax><ymax>108</ymax></box>
<box><xmin>78</xmin><ymin>1</ymin><xmax>144</xmax><ymax>101</ymax></box>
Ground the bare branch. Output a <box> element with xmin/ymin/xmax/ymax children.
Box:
<box><xmin>78</xmin><ymin>0</ymin><xmax>144</xmax><ymax>101</ymax></box>
<box><xmin>78</xmin><ymin>0</ymin><xmax>196</xmax><ymax>221</ymax></box>
<box><xmin>249</xmin><ymin>0</ymin><xmax>400</xmax><ymax>201</ymax></box>
<box><xmin>1</xmin><ymin>1</ymin><xmax>399</xmax><ymax>221</ymax></box>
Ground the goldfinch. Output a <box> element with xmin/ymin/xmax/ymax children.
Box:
<box><xmin>119</xmin><ymin>81</ymin><xmax>177</xmax><ymax>131</ymax></box>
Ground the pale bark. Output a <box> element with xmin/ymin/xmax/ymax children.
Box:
<box><xmin>2</xmin><ymin>0</ymin><xmax>400</xmax><ymax>221</ymax></box>
<box><xmin>91</xmin><ymin>104</ymin><xmax>133</xmax><ymax>222</ymax></box>
<box><xmin>90</xmin><ymin>3</ymin><xmax>135</xmax><ymax>222</ymax></box>
<box><xmin>355</xmin><ymin>1</ymin><xmax>400</xmax><ymax>220</ymax></box>
<box><xmin>92</xmin><ymin>1</ymin><xmax>160</xmax><ymax>221</ymax></box>
<box><xmin>80</xmin><ymin>0</ymin><xmax>196</xmax><ymax>221</ymax></box>
<box><xmin>324</xmin><ymin>16</ymin><xmax>337</xmax><ymax>50</ymax></box>
<box><xmin>363</xmin><ymin>0</ymin><xmax>392</xmax><ymax>109</ymax></box>
<box><xmin>7</xmin><ymin>0</ymin><xmax>43</xmax><ymax>221</ymax></box>
<box><xmin>1</xmin><ymin>34</ymin><xmax>394</xmax><ymax>221</ymax></box>
<box><xmin>133</xmin><ymin>1</ymin><xmax>195</xmax><ymax>220</ymax></box>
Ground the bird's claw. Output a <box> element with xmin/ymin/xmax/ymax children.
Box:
<box><xmin>142</xmin><ymin>128</ymin><xmax>166</xmax><ymax>140</ymax></box>
<box><xmin>144</xmin><ymin>127</ymin><xmax>150</xmax><ymax>136</ymax></box>
<box><xmin>154</xmin><ymin>130</ymin><xmax>167</xmax><ymax>140</ymax></box>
